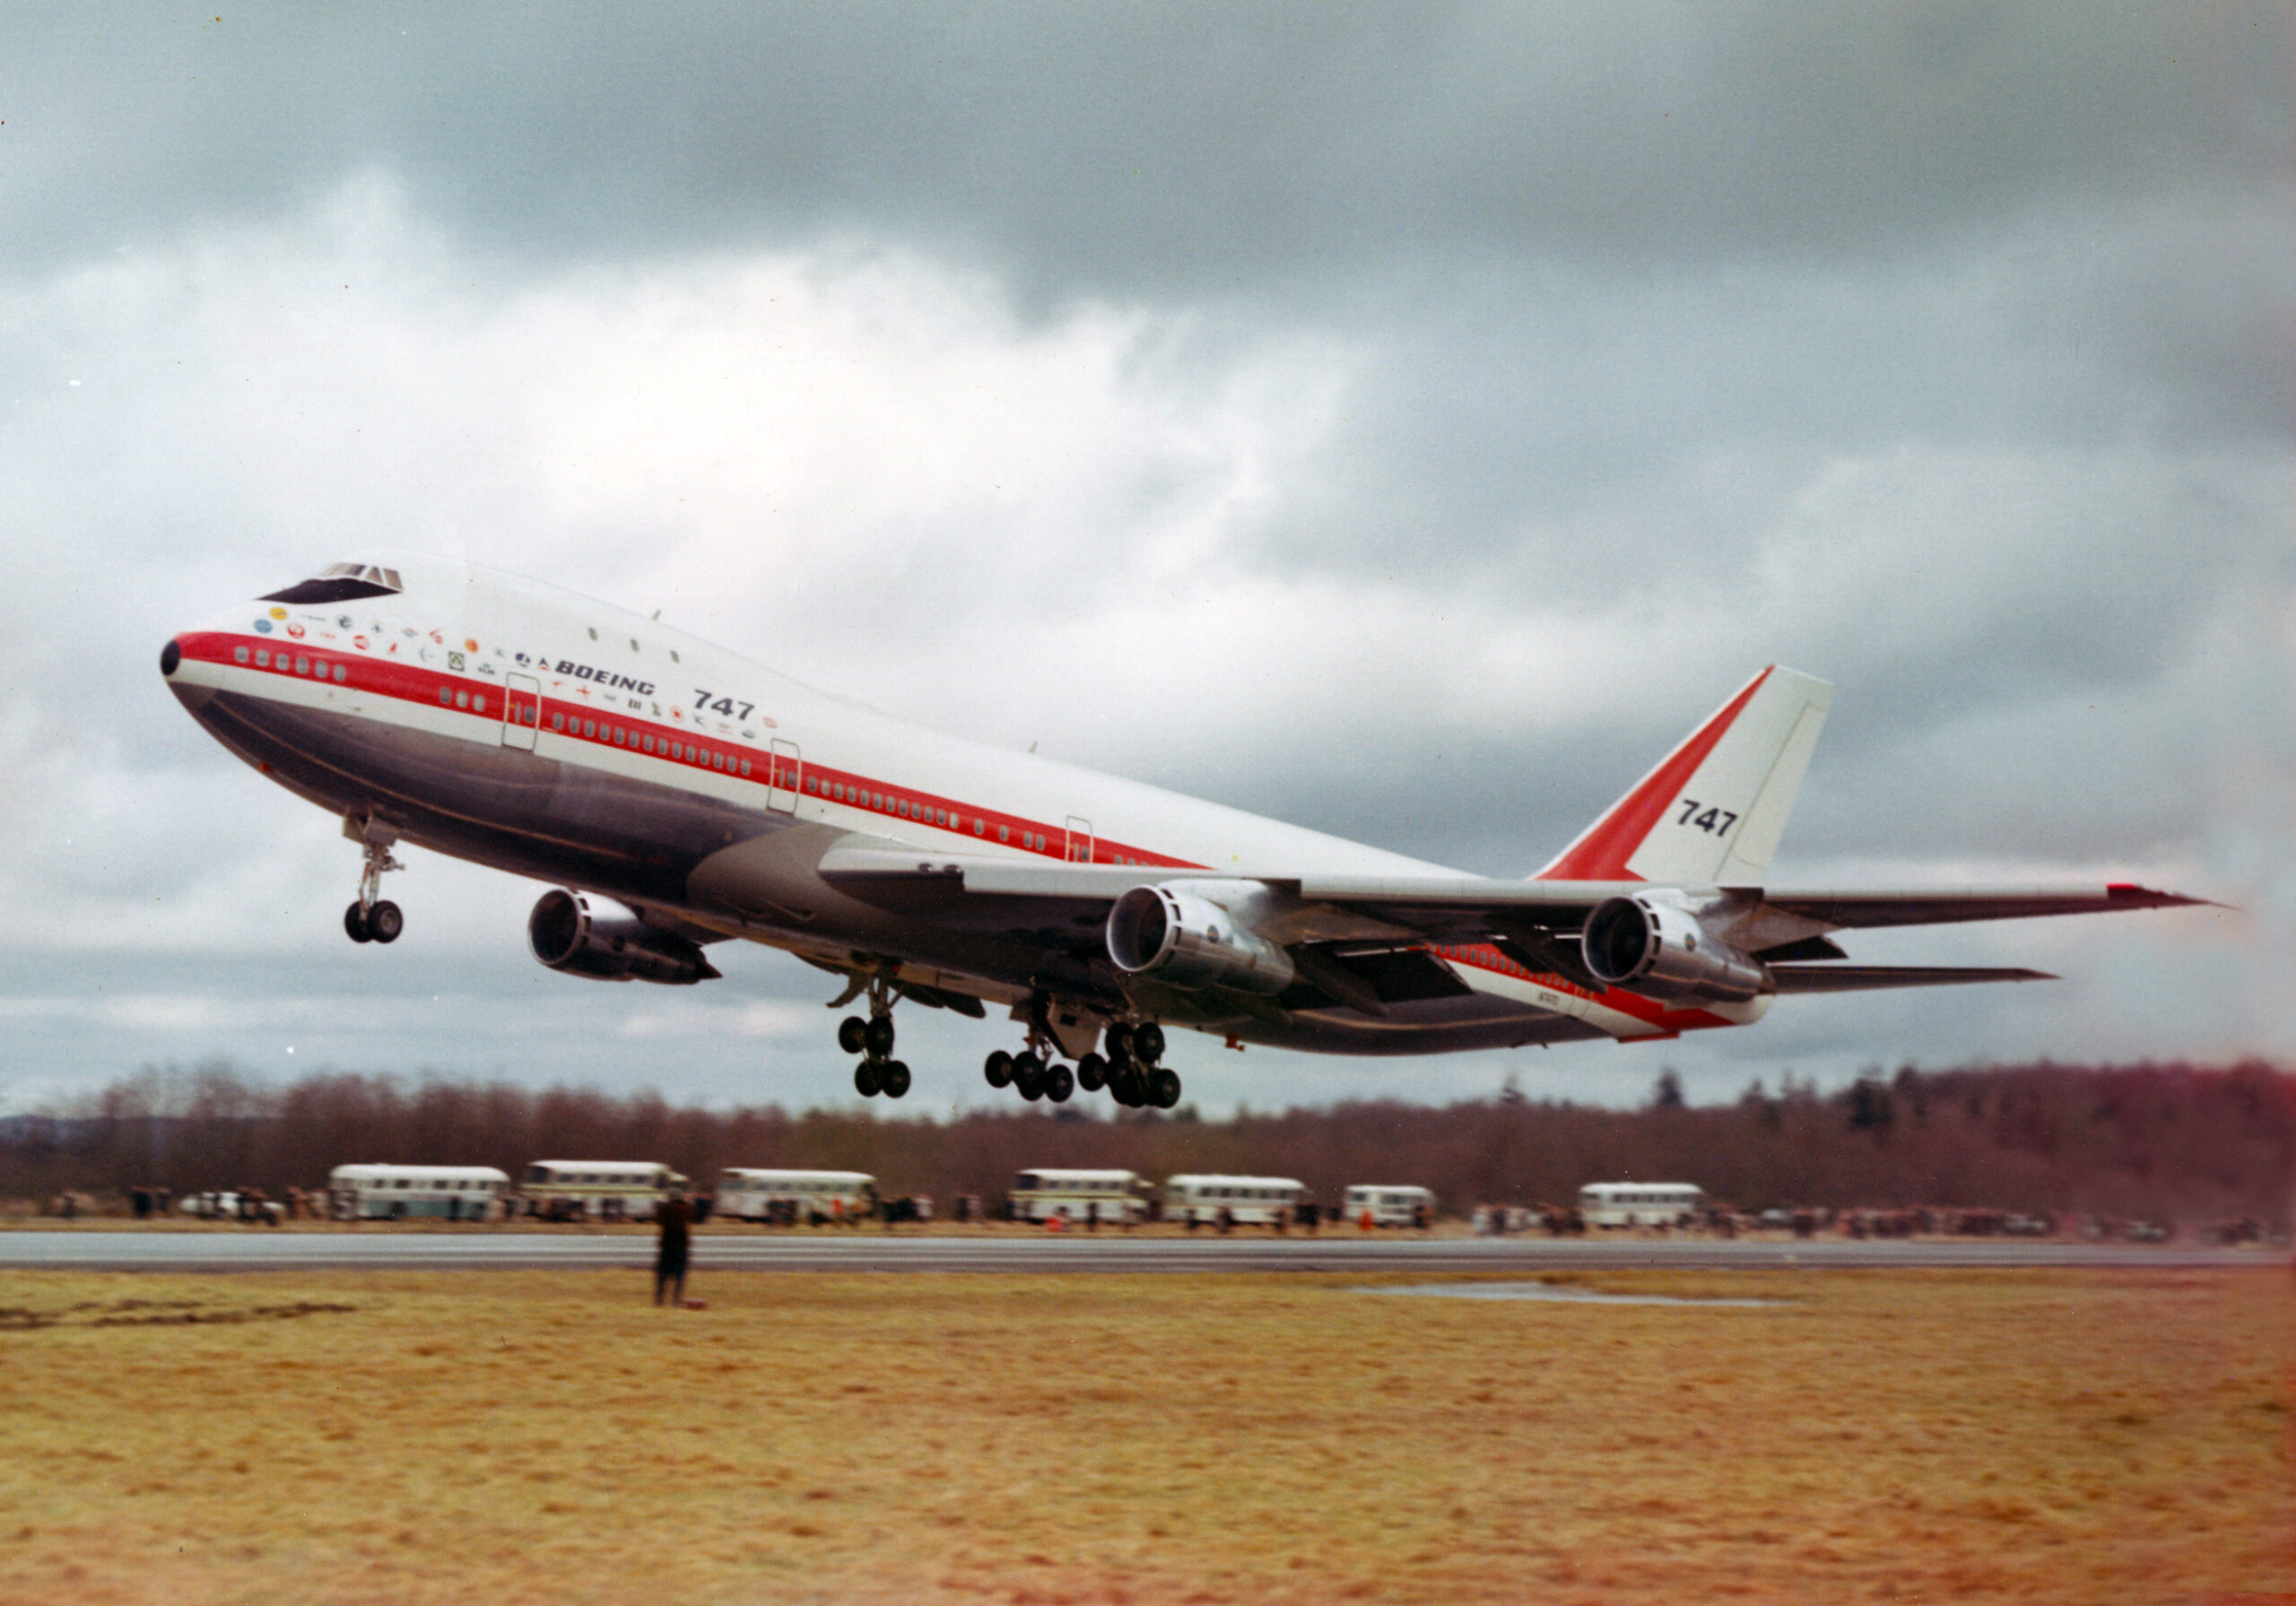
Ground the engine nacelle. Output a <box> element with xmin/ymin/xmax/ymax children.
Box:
<box><xmin>1580</xmin><ymin>891</ymin><xmax>1767</xmax><ymax>1005</ymax></box>
<box><xmin>527</xmin><ymin>889</ymin><xmax>720</xmax><ymax>985</ymax></box>
<box><xmin>1106</xmin><ymin>881</ymin><xmax>1295</xmax><ymax>995</ymax></box>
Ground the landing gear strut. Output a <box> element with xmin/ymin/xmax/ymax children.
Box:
<box><xmin>837</xmin><ymin>974</ymin><xmax>909</xmax><ymax>1099</ymax></box>
<box><xmin>342</xmin><ymin>825</ymin><xmax>404</xmax><ymax>945</ymax></box>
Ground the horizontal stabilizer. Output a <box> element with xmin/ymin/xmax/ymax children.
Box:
<box><xmin>1768</xmin><ymin>964</ymin><xmax>2055</xmax><ymax>994</ymax></box>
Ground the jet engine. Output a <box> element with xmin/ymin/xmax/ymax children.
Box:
<box><xmin>1106</xmin><ymin>881</ymin><xmax>1295</xmax><ymax>994</ymax></box>
<box><xmin>527</xmin><ymin>889</ymin><xmax>721</xmax><ymax>985</ymax></box>
<box><xmin>1580</xmin><ymin>890</ymin><xmax>1766</xmax><ymax>1005</ymax></box>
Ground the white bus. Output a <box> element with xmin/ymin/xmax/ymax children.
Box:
<box><xmin>1163</xmin><ymin>1174</ymin><xmax>1307</xmax><ymax>1227</ymax></box>
<box><xmin>1578</xmin><ymin>1182</ymin><xmax>1705</xmax><ymax>1228</ymax></box>
<box><xmin>1009</xmin><ymin>1168</ymin><xmax>1146</xmax><ymax>1225</ymax></box>
<box><xmin>519</xmin><ymin>1160</ymin><xmax>685</xmax><ymax>1220</ymax></box>
<box><xmin>1345</xmin><ymin>1185</ymin><xmax>1435</xmax><ymax>1228</ymax></box>
<box><xmin>716</xmin><ymin>1168</ymin><xmax>876</xmax><ymax>1224</ymax></box>
<box><xmin>330</xmin><ymin>1164</ymin><xmax>509</xmax><ymax>1221</ymax></box>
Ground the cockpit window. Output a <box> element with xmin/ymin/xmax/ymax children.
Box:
<box><xmin>259</xmin><ymin>562</ymin><xmax>404</xmax><ymax>605</ymax></box>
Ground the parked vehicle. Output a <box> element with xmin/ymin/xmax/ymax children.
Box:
<box><xmin>1578</xmin><ymin>1181</ymin><xmax>1704</xmax><ymax>1228</ymax></box>
<box><xmin>1009</xmin><ymin>1168</ymin><xmax>1147</xmax><ymax>1224</ymax></box>
<box><xmin>330</xmin><ymin>1165</ymin><xmax>509</xmax><ymax>1221</ymax></box>
<box><xmin>517</xmin><ymin>1160</ymin><xmax>684</xmax><ymax>1220</ymax></box>
<box><xmin>1346</xmin><ymin>1185</ymin><xmax>1435</xmax><ymax>1227</ymax></box>
<box><xmin>715</xmin><ymin>1168</ymin><xmax>876</xmax><ymax>1224</ymax></box>
<box><xmin>1163</xmin><ymin>1174</ymin><xmax>1306</xmax><ymax>1227</ymax></box>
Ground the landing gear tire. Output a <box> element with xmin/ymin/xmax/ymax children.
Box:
<box><xmin>1103</xmin><ymin>1023</ymin><xmax>1134</xmax><ymax>1063</ymax></box>
<box><xmin>1013</xmin><ymin>1055</ymin><xmax>1046</xmax><ymax>1101</ymax></box>
<box><xmin>855</xmin><ymin>1061</ymin><xmax>883</xmax><ymax>1098</ymax></box>
<box><xmin>344</xmin><ymin>903</ymin><xmax>372</xmax><ymax>943</ymax></box>
<box><xmin>1151</xmin><ymin>1067</ymin><xmax>1182</xmax><ymax>1109</ymax></box>
<box><xmin>983</xmin><ymin>1050</ymin><xmax>1013</xmax><ymax>1089</ymax></box>
<box><xmin>1132</xmin><ymin>1022</ymin><xmax>1165</xmax><ymax>1063</ymax></box>
<box><xmin>1111</xmin><ymin>1064</ymin><xmax>1144</xmax><ymax>1107</ymax></box>
<box><xmin>838</xmin><ymin>1016</ymin><xmax>869</xmax><ymax>1055</ymax></box>
<box><xmin>879</xmin><ymin>1061</ymin><xmax>911</xmax><ymax>1099</ymax></box>
<box><xmin>862</xmin><ymin>1015</ymin><xmax>897</xmax><ymax>1059</ymax></box>
<box><xmin>1075</xmin><ymin>1052</ymin><xmax>1107</xmax><ymax>1092</ymax></box>
<box><xmin>1045</xmin><ymin>1063</ymin><xmax>1074</xmax><ymax>1104</ymax></box>
<box><xmin>366</xmin><ymin>901</ymin><xmax>404</xmax><ymax>943</ymax></box>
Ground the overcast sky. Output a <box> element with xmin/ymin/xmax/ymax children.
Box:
<box><xmin>2</xmin><ymin>3</ymin><xmax>2288</xmax><ymax>1117</ymax></box>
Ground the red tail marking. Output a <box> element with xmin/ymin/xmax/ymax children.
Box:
<box><xmin>1536</xmin><ymin>668</ymin><xmax>1772</xmax><ymax>881</ymax></box>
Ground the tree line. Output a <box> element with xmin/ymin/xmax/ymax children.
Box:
<box><xmin>4</xmin><ymin>1057</ymin><xmax>2289</xmax><ymax>1226</ymax></box>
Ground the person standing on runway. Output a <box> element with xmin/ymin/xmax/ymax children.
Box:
<box><xmin>653</xmin><ymin>1187</ymin><xmax>693</xmax><ymax>1307</ymax></box>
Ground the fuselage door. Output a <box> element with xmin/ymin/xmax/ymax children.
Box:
<box><xmin>1065</xmin><ymin>816</ymin><xmax>1094</xmax><ymax>864</ymax></box>
<box><xmin>501</xmin><ymin>674</ymin><xmax>541</xmax><ymax>751</ymax></box>
<box><xmin>769</xmin><ymin>739</ymin><xmax>801</xmax><ymax>813</ymax></box>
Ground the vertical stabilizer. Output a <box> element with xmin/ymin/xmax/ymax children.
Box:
<box><xmin>1535</xmin><ymin>666</ymin><xmax>1833</xmax><ymax>885</ymax></box>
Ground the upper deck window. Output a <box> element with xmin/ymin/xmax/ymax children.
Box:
<box><xmin>260</xmin><ymin>561</ymin><xmax>404</xmax><ymax>605</ymax></box>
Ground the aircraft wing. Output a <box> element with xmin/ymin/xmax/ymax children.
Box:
<box><xmin>1746</xmin><ymin>883</ymin><xmax>2212</xmax><ymax>928</ymax></box>
<box><xmin>816</xmin><ymin>847</ymin><xmax>2208</xmax><ymax>1002</ymax></box>
<box><xmin>1767</xmin><ymin>964</ymin><xmax>2056</xmax><ymax>993</ymax></box>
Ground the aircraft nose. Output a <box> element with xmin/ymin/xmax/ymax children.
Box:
<box><xmin>160</xmin><ymin>638</ymin><xmax>182</xmax><ymax>677</ymax></box>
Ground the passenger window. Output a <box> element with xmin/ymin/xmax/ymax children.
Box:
<box><xmin>455</xmin><ymin>690</ymin><xmax>468</xmax><ymax>709</ymax></box>
<box><xmin>473</xmin><ymin>695</ymin><xmax>484</xmax><ymax>714</ymax></box>
<box><xmin>255</xmin><ymin>650</ymin><xmax>269</xmax><ymax>667</ymax></box>
<box><xmin>998</xmin><ymin>825</ymin><xmax>1009</xmax><ymax>843</ymax></box>
<box><xmin>334</xmin><ymin>664</ymin><xmax>347</xmax><ymax>682</ymax></box>
<box><xmin>552</xmin><ymin>714</ymin><xmax>564</xmax><ymax>731</ymax></box>
<box><xmin>234</xmin><ymin>646</ymin><xmax>249</xmax><ymax>664</ymax></box>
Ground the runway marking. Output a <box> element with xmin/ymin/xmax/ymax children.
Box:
<box><xmin>1364</xmin><ymin>1281</ymin><xmax>1781</xmax><ymax>1307</ymax></box>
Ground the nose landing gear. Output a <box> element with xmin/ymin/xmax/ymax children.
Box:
<box><xmin>835</xmin><ymin>974</ymin><xmax>909</xmax><ymax>1099</ymax></box>
<box><xmin>342</xmin><ymin>824</ymin><xmax>404</xmax><ymax>945</ymax></box>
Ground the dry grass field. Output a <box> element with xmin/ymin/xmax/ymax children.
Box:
<box><xmin>0</xmin><ymin>1265</ymin><xmax>2287</xmax><ymax>1606</ymax></box>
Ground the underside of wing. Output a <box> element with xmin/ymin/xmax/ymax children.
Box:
<box><xmin>1767</xmin><ymin>964</ymin><xmax>2057</xmax><ymax>993</ymax></box>
<box><xmin>1755</xmin><ymin>883</ymin><xmax>2212</xmax><ymax>929</ymax></box>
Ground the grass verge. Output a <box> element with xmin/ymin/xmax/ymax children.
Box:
<box><xmin>0</xmin><ymin>1266</ymin><xmax>2287</xmax><ymax>1604</ymax></box>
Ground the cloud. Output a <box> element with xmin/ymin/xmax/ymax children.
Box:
<box><xmin>0</xmin><ymin>7</ymin><xmax>2285</xmax><ymax>1113</ymax></box>
<box><xmin>7</xmin><ymin>5</ymin><xmax>2285</xmax><ymax>291</ymax></box>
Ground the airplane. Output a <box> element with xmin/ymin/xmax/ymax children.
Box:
<box><xmin>159</xmin><ymin>551</ymin><xmax>2208</xmax><ymax>1108</ymax></box>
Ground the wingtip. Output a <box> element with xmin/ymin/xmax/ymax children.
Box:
<box><xmin>2105</xmin><ymin>882</ymin><xmax>2230</xmax><ymax>912</ymax></box>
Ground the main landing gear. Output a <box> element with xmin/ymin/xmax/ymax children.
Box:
<box><xmin>982</xmin><ymin>1020</ymin><xmax>1181</xmax><ymax>1109</ymax></box>
<box><xmin>343</xmin><ymin>831</ymin><xmax>404</xmax><ymax>945</ymax></box>
<box><xmin>837</xmin><ymin>975</ymin><xmax>910</xmax><ymax>1099</ymax></box>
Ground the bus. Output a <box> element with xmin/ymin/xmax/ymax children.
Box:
<box><xmin>518</xmin><ymin>1160</ymin><xmax>686</xmax><ymax>1221</ymax></box>
<box><xmin>1578</xmin><ymin>1182</ymin><xmax>1705</xmax><ymax>1228</ymax></box>
<box><xmin>1008</xmin><ymin>1168</ymin><xmax>1147</xmax><ymax>1225</ymax></box>
<box><xmin>715</xmin><ymin>1169</ymin><xmax>877</xmax><ymax>1224</ymax></box>
<box><xmin>1163</xmin><ymin>1174</ymin><xmax>1307</xmax><ymax>1228</ymax></box>
<box><xmin>1344</xmin><ymin>1185</ymin><xmax>1435</xmax><ymax>1228</ymax></box>
<box><xmin>330</xmin><ymin>1164</ymin><xmax>509</xmax><ymax>1221</ymax></box>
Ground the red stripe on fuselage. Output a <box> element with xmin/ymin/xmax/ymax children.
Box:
<box><xmin>173</xmin><ymin>631</ymin><xmax>1197</xmax><ymax>870</ymax></box>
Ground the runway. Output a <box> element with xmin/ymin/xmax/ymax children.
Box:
<box><xmin>1</xmin><ymin>1228</ymin><xmax>2282</xmax><ymax>1274</ymax></box>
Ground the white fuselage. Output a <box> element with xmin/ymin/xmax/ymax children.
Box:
<box><xmin>164</xmin><ymin>551</ymin><xmax>1732</xmax><ymax>1058</ymax></box>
